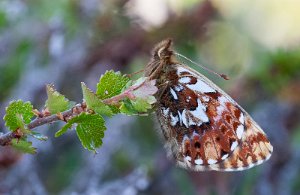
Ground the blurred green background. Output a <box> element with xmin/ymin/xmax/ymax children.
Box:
<box><xmin>0</xmin><ymin>0</ymin><xmax>300</xmax><ymax>194</ymax></box>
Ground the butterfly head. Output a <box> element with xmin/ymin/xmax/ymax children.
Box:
<box><xmin>152</xmin><ymin>38</ymin><xmax>173</xmax><ymax>60</ymax></box>
<box><xmin>145</xmin><ymin>38</ymin><xmax>175</xmax><ymax>79</ymax></box>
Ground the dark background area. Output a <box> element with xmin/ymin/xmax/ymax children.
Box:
<box><xmin>0</xmin><ymin>0</ymin><xmax>300</xmax><ymax>194</ymax></box>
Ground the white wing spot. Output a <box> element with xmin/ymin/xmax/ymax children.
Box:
<box><xmin>248</xmin><ymin>163</ymin><xmax>255</xmax><ymax>169</ymax></box>
<box><xmin>195</xmin><ymin>158</ymin><xmax>203</xmax><ymax>165</ymax></box>
<box><xmin>236</xmin><ymin>124</ymin><xmax>244</xmax><ymax>139</ymax></box>
<box><xmin>185</xmin><ymin>156</ymin><xmax>192</xmax><ymax>162</ymax></box>
<box><xmin>179</xmin><ymin>77</ymin><xmax>191</xmax><ymax>84</ymax></box>
<box><xmin>208</xmin><ymin>159</ymin><xmax>217</xmax><ymax>165</ymax></box>
<box><xmin>239</xmin><ymin>112</ymin><xmax>244</xmax><ymax>124</ymax></box>
<box><xmin>174</xmin><ymin>84</ymin><xmax>184</xmax><ymax>91</ymax></box>
<box><xmin>256</xmin><ymin>159</ymin><xmax>264</xmax><ymax>165</ymax></box>
<box><xmin>192</xmin><ymin>131</ymin><xmax>200</xmax><ymax>137</ymax></box>
<box><xmin>181</xmin><ymin>109</ymin><xmax>188</xmax><ymax>128</ymax></box>
<box><xmin>186</xmin><ymin>96</ymin><xmax>191</xmax><ymax>103</ymax></box>
<box><xmin>230</xmin><ymin>141</ymin><xmax>238</xmax><ymax>151</ymax></box>
<box><xmin>162</xmin><ymin>107</ymin><xmax>169</xmax><ymax>117</ymax></box>
<box><xmin>236</xmin><ymin>167</ymin><xmax>245</xmax><ymax>171</ymax></box>
<box><xmin>221</xmin><ymin>154</ymin><xmax>229</xmax><ymax>160</ymax></box>
<box><xmin>215</xmin><ymin>96</ymin><xmax>228</xmax><ymax>121</ymax></box>
<box><xmin>224</xmin><ymin>168</ymin><xmax>234</xmax><ymax>171</ymax></box>
<box><xmin>170</xmin><ymin>88</ymin><xmax>178</xmax><ymax>100</ymax></box>
<box><xmin>186</xmin><ymin>79</ymin><xmax>216</xmax><ymax>93</ymax></box>
<box><xmin>177</xmin><ymin>111</ymin><xmax>183</xmax><ymax>126</ymax></box>
<box><xmin>203</xmin><ymin>96</ymin><xmax>209</xmax><ymax>102</ymax></box>
<box><xmin>177</xmin><ymin>66</ymin><xmax>194</xmax><ymax>75</ymax></box>
<box><xmin>170</xmin><ymin>113</ymin><xmax>179</xmax><ymax>126</ymax></box>
<box><xmin>189</xmin><ymin>99</ymin><xmax>209</xmax><ymax>125</ymax></box>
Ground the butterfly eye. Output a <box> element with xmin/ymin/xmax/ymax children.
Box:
<box><xmin>157</xmin><ymin>47</ymin><xmax>165</xmax><ymax>58</ymax></box>
<box><xmin>157</xmin><ymin>47</ymin><xmax>173</xmax><ymax>59</ymax></box>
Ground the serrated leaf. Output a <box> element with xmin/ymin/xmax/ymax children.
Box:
<box><xmin>12</xmin><ymin>139</ymin><xmax>36</xmax><ymax>154</ymax></box>
<box><xmin>108</xmin><ymin>105</ymin><xmax>121</xmax><ymax>114</ymax></box>
<box><xmin>45</xmin><ymin>84</ymin><xmax>71</xmax><ymax>114</ymax></box>
<box><xmin>96</xmin><ymin>70</ymin><xmax>130</xmax><ymax>99</ymax></box>
<box><xmin>55</xmin><ymin>119</ymin><xmax>74</xmax><ymax>137</ymax></box>
<box><xmin>15</xmin><ymin>114</ymin><xmax>26</xmax><ymax>131</ymax></box>
<box><xmin>4</xmin><ymin>100</ymin><xmax>34</xmax><ymax>131</ymax></box>
<box><xmin>75</xmin><ymin>113</ymin><xmax>106</xmax><ymax>151</ymax></box>
<box><xmin>55</xmin><ymin>113</ymin><xmax>106</xmax><ymax>151</ymax></box>
<box><xmin>131</xmin><ymin>98</ymin><xmax>152</xmax><ymax>113</ymax></box>
<box><xmin>81</xmin><ymin>82</ymin><xmax>113</xmax><ymax>117</ymax></box>
<box><xmin>119</xmin><ymin>99</ymin><xmax>138</xmax><ymax>115</ymax></box>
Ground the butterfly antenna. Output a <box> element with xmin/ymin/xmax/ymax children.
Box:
<box><xmin>175</xmin><ymin>52</ymin><xmax>229</xmax><ymax>80</ymax></box>
<box><xmin>126</xmin><ymin>68</ymin><xmax>145</xmax><ymax>78</ymax></box>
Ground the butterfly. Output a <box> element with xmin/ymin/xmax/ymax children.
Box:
<box><xmin>144</xmin><ymin>39</ymin><xmax>273</xmax><ymax>171</ymax></box>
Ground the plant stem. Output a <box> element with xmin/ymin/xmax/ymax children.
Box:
<box><xmin>0</xmin><ymin>78</ymin><xmax>155</xmax><ymax>147</ymax></box>
<box><xmin>0</xmin><ymin>103</ymin><xmax>86</xmax><ymax>146</ymax></box>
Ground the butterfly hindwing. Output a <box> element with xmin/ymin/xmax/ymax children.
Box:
<box><xmin>146</xmin><ymin>39</ymin><xmax>273</xmax><ymax>171</ymax></box>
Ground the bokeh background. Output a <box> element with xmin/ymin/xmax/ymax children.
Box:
<box><xmin>0</xmin><ymin>0</ymin><xmax>300</xmax><ymax>194</ymax></box>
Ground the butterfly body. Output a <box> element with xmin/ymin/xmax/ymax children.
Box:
<box><xmin>145</xmin><ymin>39</ymin><xmax>273</xmax><ymax>171</ymax></box>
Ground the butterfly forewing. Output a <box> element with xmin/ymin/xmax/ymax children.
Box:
<box><xmin>146</xmin><ymin>39</ymin><xmax>273</xmax><ymax>171</ymax></box>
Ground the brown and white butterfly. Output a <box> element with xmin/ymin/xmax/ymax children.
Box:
<box><xmin>145</xmin><ymin>39</ymin><xmax>273</xmax><ymax>171</ymax></box>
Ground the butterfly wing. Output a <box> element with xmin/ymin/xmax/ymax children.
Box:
<box><xmin>156</xmin><ymin>64</ymin><xmax>273</xmax><ymax>171</ymax></box>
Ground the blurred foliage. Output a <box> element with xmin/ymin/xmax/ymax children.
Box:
<box><xmin>27</xmin><ymin>0</ymin><xmax>80</xmax><ymax>37</ymax></box>
<box><xmin>41</xmin><ymin>141</ymin><xmax>83</xmax><ymax>193</ymax></box>
<box><xmin>0</xmin><ymin>10</ymin><xmax>8</xmax><ymax>28</ymax></box>
<box><xmin>256</xmin><ymin>49</ymin><xmax>300</xmax><ymax>93</ymax></box>
<box><xmin>0</xmin><ymin>40</ymin><xmax>31</xmax><ymax>101</ymax></box>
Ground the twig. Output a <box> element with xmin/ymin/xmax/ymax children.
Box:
<box><xmin>0</xmin><ymin>79</ymin><xmax>153</xmax><ymax>147</ymax></box>
<box><xmin>0</xmin><ymin>132</ymin><xmax>17</xmax><ymax>146</ymax></box>
<box><xmin>0</xmin><ymin>103</ymin><xmax>86</xmax><ymax>146</ymax></box>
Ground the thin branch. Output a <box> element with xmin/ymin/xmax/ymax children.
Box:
<box><xmin>0</xmin><ymin>103</ymin><xmax>86</xmax><ymax>146</ymax></box>
<box><xmin>0</xmin><ymin>79</ymin><xmax>156</xmax><ymax>147</ymax></box>
<box><xmin>0</xmin><ymin>132</ymin><xmax>17</xmax><ymax>146</ymax></box>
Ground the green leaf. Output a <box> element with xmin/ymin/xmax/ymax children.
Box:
<box><xmin>81</xmin><ymin>82</ymin><xmax>113</xmax><ymax>117</ymax></box>
<box><xmin>131</xmin><ymin>98</ymin><xmax>153</xmax><ymax>113</ymax></box>
<box><xmin>108</xmin><ymin>105</ymin><xmax>121</xmax><ymax>114</ymax></box>
<box><xmin>45</xmin><ymin>84</ymin><xmax>71</xmax><ymax>114</ymax></box>
<box><xmin>119</xmin><ymin>78</ymin><xmax>157</xmax><ymax>115</ymax></box>
<box><xmin>55</xmin><ymin>113</ymin><xmax>106</xmax><ymax>151</ymax></box>
<box><xmin>15</xmin><ymin>114</ymin><xmax>27</xmax><ymax>131</ymax></box>
<box><xmin>3</xmin><ymin>100</ymin><xmax>34</xmax><ymax>131</ymax></box>
<box><xmin>12</xmin><ymin>139</ymin><xmax>36</xmax><ymax>154</ymax></box>
<box><xmin>119</xmin><ymin>97</ymin><xmax>154</xmax><ymax>115</ymax></box>
<box><xmin>55</xmin><ymin>119</ymin><xmax>74</xmax><ymax>137</ymax></box>
<box><xmin>75</xmin><ymin>113</ymin><xmax>106</xmax><ymax>151</ymax></box>
<box><xmin>119</xmin><ymin>99</ymin><xmax>138</xmax><ymax>115</ymax></box>
<box><xmin>96</xmin><ymin>70</ymin><xmax>130</xmax><ymax>99</ymax></box>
